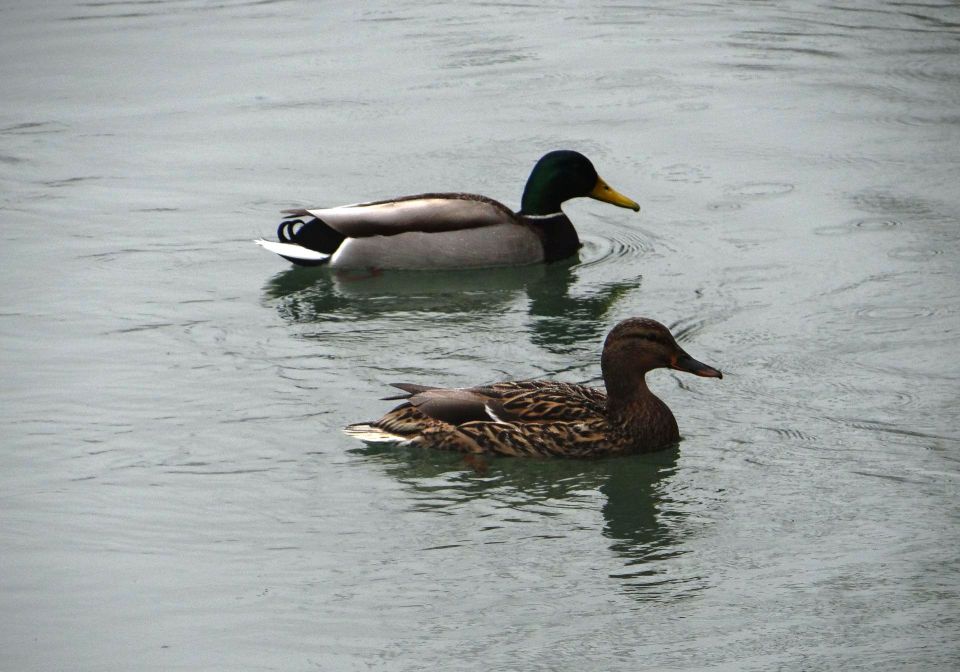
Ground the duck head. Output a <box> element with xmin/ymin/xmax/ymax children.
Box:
<box><xmin>601</xmin><ymin>317</ymin><xmax>722</xmax><ymax>399</ymax></box>
<box><xmin>520</xmin><ymin>150</ymin><xmax>641</xmax><ymax>216</ymax></box>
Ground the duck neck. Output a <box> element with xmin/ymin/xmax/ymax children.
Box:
<box><xmin>606</xmin><ymin>374</ymin><xmax>654</xmax><ymax>420</ymax></box>
<box><xmin>520</xmin><ymin>176</ymin><xmax>564</xmax><ymax>216</ymax></box>
<box><xmin>523</xmin><ymin>212</ymin><xmax>580</xmax><ymax>262</ymax></box>
<box><xmin>604</xmin><ymin>372</ymin><xmax>679</xmax><ymax>448</ymax></box>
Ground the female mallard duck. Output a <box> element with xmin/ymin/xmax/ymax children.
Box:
<box><xmin>345</xmin><ymin>317</ymin><xmax>722</xmax><ymax>457</ymax></box>
<box><xmin>255</xmin><ymin>150</ymin><xmax>640</xmax><ymax>270</ymax></box>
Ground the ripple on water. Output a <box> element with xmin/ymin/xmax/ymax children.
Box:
<box><xmin>724</xmin><ymin>182</ymin><xmax>795</xmax><ymax>199</ymax></box>
<box><xmin>667</xmin><ymin>316</ymin><xmax>708</xmax><ymax>344</ymax></box>
<box><xmin>886</xmin><ymin>57</ymin><xmax>960</xmax><ymax>90</ymax></box>
<box><xmin>0</xmin><ymin>120</ymin><xmax>69</xmax><ymax>135</ymax></box>
<box><xmin>578</xmin><ymin>229</ymin><xmax>652</xmax><ymax>269</ymax></box>
<box><xmin>831</xmin><ymin>417</ymin><xmax>959</xmax><ymax>450</ymax></box>
<box><xmin>760</xmin><ymin>426</ymin><xmax>819</xmax><ymax>443</ymax></box>
<box><xmin>888</xmin><ymin>246</ymin><xmax>944</xmax><ymax>262</ymax></box>
<box><xmin>706</xmin><ymin>201</ymin><xmax>742</xmax><ymax>212</ymax></box>
<box><xmin>655</xmin><ymin>163</ymin><xmax>709</xmax><ymax>183</ymax></box>
<box><xmin>813</xmin><ymin>217</ymin><xmax>902</xmax><ymax>236</ymax></box>
<box><xmin>847</xmin><ymin>217</ymin><xmax>901</xmax><ymax>232</ymax></box>
<box><xmin>854</xmin><ymin>305</ymin><xmax>936</xmax><ymax>323</ymax></box>
<box><xmin>849</xmin><ymin>188</ymin><xmax>935</xmax><ymax>217</ymax></box>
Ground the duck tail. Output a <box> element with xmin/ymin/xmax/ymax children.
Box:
<box><xmin>381</xmin><ymin>382</ymin><xmax>434</xmax><ymax>400</ymax></box>
<box><xmin>278</xmin><ymin>214</ymin><xmax>346</xmax><ymax>254</ymax></box>
<box><xmin>342</xmin><ymin>423</ymin><xmax>408</xmax><ymax>443</ymax></box>
<box><xmin>254</xmin><ymin>238</ymin><xmax>330</xmax><ymax>265</ymax></box>
<box><xmin>254</xmin><ymin>211</ymin><xmax>349</xmax><ymax>266</ymax></box>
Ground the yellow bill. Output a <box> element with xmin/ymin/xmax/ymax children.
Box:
<box><xmin>589</xmin><ymin>177</ymin><xmax>640</xmax><ymax>212</ymax></box>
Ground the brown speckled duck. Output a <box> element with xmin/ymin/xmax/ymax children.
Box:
<box><xmin>255</xmin><ymin>150</ymin><xmax>639</xmax><ymax>270</ymax></box>
<box><xmin>344</xmin><ymin>317</ymin><xmax>722</xmax><ymax>458</ymax></box>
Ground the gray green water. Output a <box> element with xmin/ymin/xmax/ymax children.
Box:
<box><xmin>2</xmin><ymin>1</ymin><xmax>959</xmax><ymax>670</ymax></box>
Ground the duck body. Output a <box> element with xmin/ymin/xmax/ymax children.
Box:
<box><xmin>255</xmin><ymin>151</ymin><xmax>639</xmax><ymax>270</ymax></box>
<box><xmin>345</xmin><ymin>318</ymin><xmax>722</xmax><ymax>458</ymax></box>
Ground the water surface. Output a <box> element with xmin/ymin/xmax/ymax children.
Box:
<box><xmin>2</xmin><ymin>1</ymin><xmax>959</xmax><ymax>670</ymax></box>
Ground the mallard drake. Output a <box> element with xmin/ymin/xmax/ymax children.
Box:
<box><xmin>344</xmin><ymin>317</ymin><xmax>721</xmax><ymax>457</ymax></box>
<box><xmin>255</xmin><ymin>150</ymin><xmax>640</xmax><ymax>270</ymax></box>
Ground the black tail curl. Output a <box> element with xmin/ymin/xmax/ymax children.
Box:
<box><xmin>277</xmin><ymin>218</ymin><xmax>305</xmax><ymax>243</ymax></box>
<box><xmin>276</xmin><ymin>216</ymin><xmax>347</xmax><ymax>255</ymax></box>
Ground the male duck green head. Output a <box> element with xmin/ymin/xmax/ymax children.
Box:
<box><xmin>520</xmin><ymin>149</ymin><xmax>641</xmax><ymax>216</ymax></box>
<box><xmin>255</xmin><ymin>149</ymin><xmax>641</xmax><ymax>270</ymax></box>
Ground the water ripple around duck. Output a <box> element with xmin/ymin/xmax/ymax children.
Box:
<box><xmin>577</xmin><ymin>227</ymin><xmax>652</xmax><ymax>270</ymax></box>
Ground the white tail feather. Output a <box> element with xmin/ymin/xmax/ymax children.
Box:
<box><xmin>343</xmin><ymin>424</ymin><xmax>408</xmax><ymax>443</ymax></box>
<box><xmin>254</xmin><ymin>239</ymin><xmax>329</xmax><ymax>262</ymax></box>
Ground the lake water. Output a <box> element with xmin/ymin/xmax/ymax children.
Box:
<box><xmin>2</xmin><ymin>0</ymin><xmax>959</xmax><ymax>670</ymax></box>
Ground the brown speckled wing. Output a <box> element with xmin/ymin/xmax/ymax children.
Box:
<box><xmin>478</xmin><ymin>381</ymin><xmax>607</xmax><ymax>422</ymax></box>
<box><xmin>372</xmin><ymin>404</ymin><xmax>441</xmax><ymax>437</ymax></box>
<box><xmin>367</xmin><ymin>380</ymin><xmax>622</xmax><ymax>457</ymax></box>
<box><xmin>425</xmin><ymin>418</ymin><xmax>621</xmax><ymax>458</ymax></box>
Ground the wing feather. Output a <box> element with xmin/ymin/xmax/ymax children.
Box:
<box><xmin>301</xmin><ymin>194</ymin><xmax>517</xmax><ymax>238</ymax></box>
<box><xmin>348</xmin><ymin>379</ymin><xmax>613</xmax><ymax>456</ymax></box>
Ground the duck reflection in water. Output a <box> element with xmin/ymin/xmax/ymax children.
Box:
<box><xmin>355</xmin><ymin>443</ymin><xmax>686</xmax><ymax>592</ymax></box>
<box><xmin>262</xmin><ymin>255</ymin><xmax>641</xmax><ymax>354</ymax></box>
